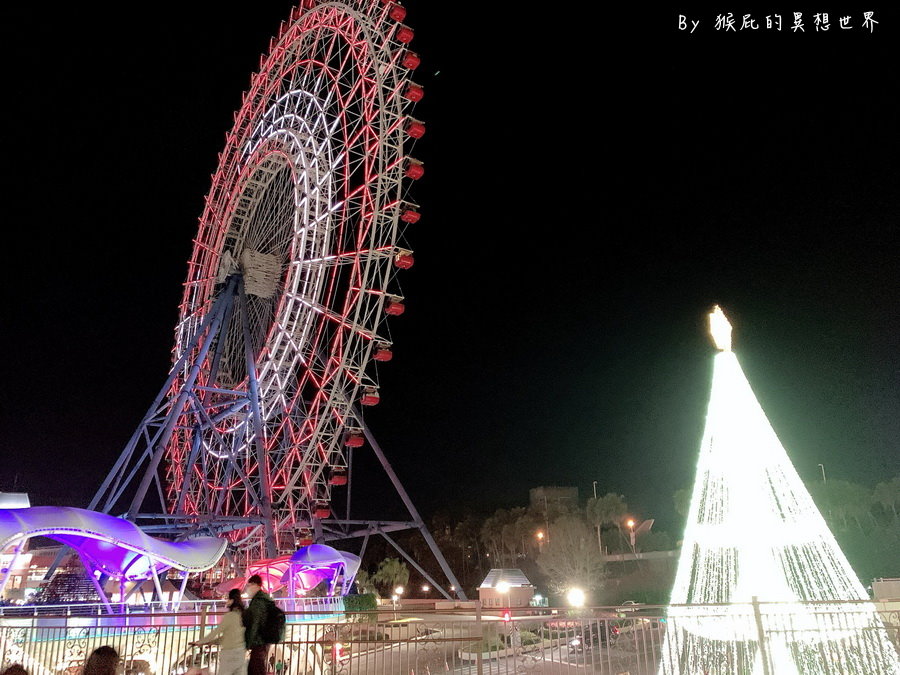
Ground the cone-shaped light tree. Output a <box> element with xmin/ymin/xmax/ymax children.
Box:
<box><xmin>659</xmin><ymin>307</ymin><xmax>899</xmax><ymax>675</ymax></box>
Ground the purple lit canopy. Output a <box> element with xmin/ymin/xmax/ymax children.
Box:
<box><xmin>214</xmin><ymin>544</ymin><xmax>360</xmax><ymax>597</ymax></box>
<box><xmin>285</xmin><ymin>544</ymin><xmax>360</xmax><ymax>596</ymax></box>
<box><xmin>0</xmin><ymin>507</ymin><xmax>226</xmax><ymax>581</ymax></box>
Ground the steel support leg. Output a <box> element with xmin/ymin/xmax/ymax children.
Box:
<box><xmin>126</xmin><ymin>276</ymin><xmax>238</xmax><ymax>520</ymax></box>
<box><xmin>239</xmin><ymin>280</ymin><xmax>276</xmax><ymax>558</ymax></box>
<box><xmin>361</xmin><ymin>421</ymin><xmax>466</xmax><ymax>600</ymax></box>
<box><xmin>379</xmin><ymin>530</ymin><xmax>454</xmax><ymax>601</ymax></box>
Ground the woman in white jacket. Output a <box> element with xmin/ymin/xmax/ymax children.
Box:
<box><xmin>191</xmin><ymin>589</ymin><xmax>247</xmax><ymax>675</ymax></box>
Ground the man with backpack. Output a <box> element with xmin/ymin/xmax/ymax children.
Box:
<box><xmin>243</xmin><ymin>574</ymin><xmax>285</xmax><ymax>675</ymax></box>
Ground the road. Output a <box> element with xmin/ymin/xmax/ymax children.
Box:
<box><xmin>324</xmin><ymin>633</ymin><xmax>662</xmax><ymax>674</ymax></box>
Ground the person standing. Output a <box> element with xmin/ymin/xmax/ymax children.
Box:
<box><xmin>190</xmin><ymin>589</ymin><xmax>246</xmax><ymax>675</ymax></box>
<box><xmin>82</xmin><ymin>646</ymin><xmax>119</xmax><ymax>675</ymax></box>
<box><xmin>243</xmin><ymin>575</ymin><xmax>275</xmax><ymax>675</ymax></box>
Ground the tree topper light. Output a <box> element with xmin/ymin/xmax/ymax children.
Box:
<box><xmin>708</xmin><ymin>305</ymin><xmax>732</xmax><ymax>351</ymax></box>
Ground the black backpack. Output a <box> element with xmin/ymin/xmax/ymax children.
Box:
<box><xmin>261</xmin><ymin>598</ymin><xmax>286</xmax><ymax>644</ymax></box>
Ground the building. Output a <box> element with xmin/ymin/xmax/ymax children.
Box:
<box><xmin>529</xmin><ymin>486</ymin><xmax>579</xmax><ymax>512</ymax></box>
<box><xmin>872</xmin><ymin>578</ymin><xmax>900</xmax><ymax>601</ymax></box>
<box><xmin>478</xmin><ymin>568</ymin><xmax>535</xmax><ymax>609</ymax></box>
<box><xmin>0</xmin><ymin>545</ymin><xmax>68</xmax><ymax>602</ymax></box>
<box><xmin>0</xmin><ymin>493</ymin><xmax>30</xmax><ymax>509</ymax></box>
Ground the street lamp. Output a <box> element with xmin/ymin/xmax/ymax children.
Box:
<box><xmin>818</xmin><ymin>463</ymin><xmax>827</xmax><ymax>483</ymax></box>
<box><xmin>496</xmin><ymin>580</ymin><xmax>511</xmax><ymax>612</ymax></box>
<box><xmin>536</xmin><ymin>530</ymin><xmax>545</xmax><ymax>552</ymax></box>
<box><xmin>566</xmin><ymin>587</ymin><xmax>586</xmax><ymax>608</ymax></box>
<box><xmin>626</xmin><ymin>519</ymin><xmax>636</xmax><ymax>553</ymax></box>
<box><xmin>392</xmin><ymin>586</ymin><xmax>404</xmax><ymax>619</ymax></box>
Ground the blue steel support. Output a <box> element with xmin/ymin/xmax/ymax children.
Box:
<box><xmin>361</xmin><ymin>421</ymin><xmax>467</xmax><ymax>600</ymax></box>
<box><xmin>379</xmin><ymin>529</ymin><xmax>455</xmax><ymax>601</ymax></box>
<box><xmin>126</xmin><ymin>276</ymin><xmax>239</xmax><ymax>521</ymax></box>
<box><xmin>174</xmin><ymin>284</ymin><xmax>238</xmax><ymax>514</ymax></box>
<box><xmin>90</xmin><ymin>290</ymin><xmax>229</xmax><ymax>514</ymax></box>
<box><xmin>239</xmin><ymin>280</ymin><xmax>277</xmax><ymax>559</ymax></box>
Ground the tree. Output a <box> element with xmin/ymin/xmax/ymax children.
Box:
<box><xmin>480</xmin><ymin>511</ymin><xmax>505</xmax><ymax>565</ymax></box>
<box><xmin>585</xmin><ymin>493</ymin><xmax>628</xmax><ymax>554</ymax></box>
<box><xmin>808</xmin><ymin>479</ymin><xmax>873</xmax><ymax>532</ymax></box>
<box><xmin>637</xmin><ymin>529</ymin><xmax>673</xmax><ymax>552</ymax></box>
<box><xmin>673</xmin><ymin>488</ymin><xmax>691</xmax><ymax>519</ymax></box>
<box><xmin>513</xmin><ymin>509</ymin><xmax>541</xmax><ymax>557</ymax></box>
<box><xmin>372</xmin><ymin>557</ymin><xmax>409</xmax><ymax>595</ymax></box>
<box><xmin>354</xmin><ymin>570</ymin><xmax>377</xmax><ymax>595</ymax></box>
<box><xmin>873</xmin><ymin>476</ymin><xmax>900</xmax><ymax>522</ymax></box>
<box><xmin>537</xmin><ymin>515</ymin><xmax>606</xmax><ymax>593</ymax></box>
<box><xmin>481</xmin><ymin>508</ymin><xmax>523</xmax><ymax>566</ymax></box>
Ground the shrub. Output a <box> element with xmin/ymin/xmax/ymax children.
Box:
<box><xmin>518</xmin><ymin>630</ymin><xmax>540</xmax><ymax>646</ymax></box>
<box><xmin>479</xmin><ymin>638</ymin><xmax>507</xmax><ymax>652</ymax></box>
<box><xmin>343</xmin><ymin>592</ymin><xmax>378</xmax><ymax>621</ymax></box>
<box><xmin>625</xmin><ymin>589</ymin><xmax>669</xmax><ymax>605</ymax></box>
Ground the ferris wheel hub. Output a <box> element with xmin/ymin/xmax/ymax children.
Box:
<box><xmin>215</xmin><ymin>249</ymin><xmax>285</xmax><ymax>300</ymax></box>
<box><xmin>239</xmin><ymin>250</ymin><xmax>282</xmax><ymax>299</ymax></box>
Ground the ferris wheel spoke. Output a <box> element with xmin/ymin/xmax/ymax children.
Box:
<box><xmin>291</xmin><ymin>245</ymin><xmax>396</xmax><ymax>269</ymax></box>
<box><xmin>287</xmin><ymin>293</ymin><xmax>380</xmax><ymax>342</ymax></box>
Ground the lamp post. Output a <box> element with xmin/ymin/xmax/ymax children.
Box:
<box><xmin>592</xmin><ymin>481</ymin><xmax>602</xmax><ymax>553</ymax></box>
<box><xmin>393</xmin><ymin>585</ymin><xmax>404</xmax><ymax>620</ymax></box>
<box><xmin>536</xmin><ymin>530</ymin><xmax>544</xmax><ymax>552</ymax></box>
<box><xmin>626</xmin><ymin>519</ymin><xmax>636</xmax><ymax>554</ymax></box>
<box><xmin>542</xmin><ymin>495</ymin><xmax>550</xmax><ymax>544</ymax></box>
<box><xmin>818</xmin><ymin>463</ymin><xmax>827</xmax><ymax>483</ymax></box>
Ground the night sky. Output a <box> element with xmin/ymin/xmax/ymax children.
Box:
<box><xmin>2</xmin><ymin>3</ymin><xmax>898</xmax><ymax>535</ymax></box>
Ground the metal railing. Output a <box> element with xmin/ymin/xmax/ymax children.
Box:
<box><xmin>1</xmin><ymin>601</ymin><xmax>897</xmax><ymax>674</ymax></box>
<box><xmin>0</xmin><ymin>597</ymin><xmax>344</xmax><ymax>619</ymax></box>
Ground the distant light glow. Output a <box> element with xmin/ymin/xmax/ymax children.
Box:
<box><xmin>566</xmin><ymin>588</ymin><xmax>585</xmax><ymax>608</ymax></box>
<box><xmin>659</xmin><ymin>329</ymin><xmax>898</xmax><ymax>673</ymax></box>
<box><xmin>495</xmin><ymin>581</ymin><xmax>510</xmax><ymax>594</ymax></box>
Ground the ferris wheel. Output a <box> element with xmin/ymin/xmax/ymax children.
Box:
<box><xmin>92</xmin><ymin>0</ymin><xmax>435</xmax><ymax>565</ymax></box>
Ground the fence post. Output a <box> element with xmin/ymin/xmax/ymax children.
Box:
<box><xmin>475</xmin><ymin>601</ymin><xmax>483</xmax><ymax>675</ymax></box>
<box><xmin>751</xmin><ymin>596</ymin><xmax>772</xmax><ymax>675</ymax></box>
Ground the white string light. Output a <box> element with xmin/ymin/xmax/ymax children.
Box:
<box><xmin>659</xmin><ymin>308</ymin><xmax>899</xmax><ymax>674</ymax></box>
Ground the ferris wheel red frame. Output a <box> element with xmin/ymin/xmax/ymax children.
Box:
<box><xmin>92</xmin><ymin>0</ymin><xmax>435</xmax><ymax>565</ymax></box>
<box><xmin>170</xmin><ymin>0</ymin><xmax>425</xmax><ymax>551</ymax></box>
